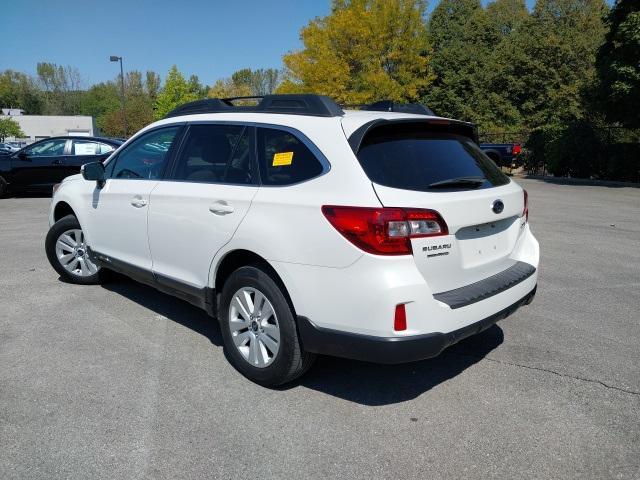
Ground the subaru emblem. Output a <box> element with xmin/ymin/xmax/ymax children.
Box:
<box><xmin>492</xmin><ymin>200</ymin><xmax>504</xmax><ymax>214</ymax></box>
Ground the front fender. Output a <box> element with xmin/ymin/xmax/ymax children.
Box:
<box><xmin>0</xmin><ymin>156</ymin><xmax>12</xmax><ymax>176</ymax></box>
<box><xmin>48</xmin><ymin>177</ymin><xmax>91</xmax><ymax>231</ymax></box>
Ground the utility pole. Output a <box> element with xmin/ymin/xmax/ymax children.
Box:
<box><xmin>110</xmin><ymin>56</ymin><xmax>127</xmax><ymax>138</ymax></box>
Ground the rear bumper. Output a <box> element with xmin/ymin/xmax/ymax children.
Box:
<box><xmin>273</xmin><ymin>223</ymin><xmax>539</xmax><ymax>337</ymax></box>
<box><xmin>298</xmin><ymin>285</ymin><xmax>536</xmax><ymax>364</ymax></box>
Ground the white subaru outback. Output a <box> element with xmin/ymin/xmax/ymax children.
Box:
<box><xmin>45</xmin><ymin>95</ymin><xmax>539</xmax><ymax>386</ymax></box>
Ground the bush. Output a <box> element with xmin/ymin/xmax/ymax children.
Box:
<box><xmin>524</xmin><ymin>122</ymin><xmax>639</xmax><ymax>182</ymax></box>
<box><xmin>523</xmin><ymin>125</ymin><xmax>563</xmax><ymax>175</ymax></box>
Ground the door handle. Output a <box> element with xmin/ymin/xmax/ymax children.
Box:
<box><xmin>209</xmin><ymin>201</ymin><xmax>234</xmax><ymax>215</ymax></box>
<box><xmin>130</xmin><ymin>196</ymin><xmax>147</xmax><ymax>208</ymax></box>
<box><xmin>52</xmin><ymin>159</ymin><xmax>64</xmax><ymax>165</ymax></box>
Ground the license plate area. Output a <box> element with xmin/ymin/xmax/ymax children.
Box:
<box><xmin>456</xmin><ymin>217</ymin><xmax>518</xmax><ymax>267</ymax></box>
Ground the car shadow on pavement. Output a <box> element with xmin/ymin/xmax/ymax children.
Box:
<box><xmin>101</xmin><ymin>278</ymin><xmax>224</xmax><ymax>347</ymax></box>
<box><xmin>294</xmin><ymin>326</ymin><xmax>504</xmax><ymax>406</ymax></box>
<box><xmin>100</xmin><ymin>277</ymin><xmax>503</xmax><ymax>405</ymax></box>
<box><xmin>3</xmin><ymin>192</ymin><xmax>52</xmax><ymax>198</ymax></box>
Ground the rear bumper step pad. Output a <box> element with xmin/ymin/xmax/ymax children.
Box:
<box><xmin>433</xmin><ymin>261</ymin><xmax>536</xmax><ymax>309</ymax></box>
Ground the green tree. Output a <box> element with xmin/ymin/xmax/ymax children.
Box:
<box><xmin>0</xmin><ymin>117</ymin><xmax>25</xmax><ymax>141</ymax></box>
<box><xmin>278</xmin><ymin>0</ymin><xmax>434</xmax><ymax>104</ymax></box>
<box><xmin>103</xmin><ymin>96</ymin><xmax>154</xmax><ymax>137</ymax></box>
<box><xmin>145</xmin><ymin>71</ymin><xmax>161</xmax><ymax>101</ymax></box>
<box><xmin>36</xmin><ymin>62</ymin><xmax>82</xmax><ymax>115</ymax></box>
<box><xmin>187</xmin><ymin>74</ymin><xmax>208</xmax><ymax>98</ymax></box>
<box><xmin>424</xmin><ymin>0</ymin><xmax>484</xmax><ymax>120</ymax></box>
<box><xmin>123</xmin><ymin>70</ymin><xmax>156</xmax><ymax>135</ymax></box>
<box><xmin>231</xmin><ymin>69</ymin><xmax>254</xmax><ymax>91</ymax></box>
<box><xmin>154</xmin><ymin>66</ymin><xmax>197</xmax><ymax>119</ymax></box>
<box><xmin>428</xmin><ymin>0</ymin><xmax>481</xmax><ymax>51</ymax></box>
<box><xmin>208</xmin><ymin>68</ymin><xmax>281</xmax><ymax>99</ymax></box>
<box><xmin>424</xmin><ymin>0</ymin><xmax>529</xmax><ymax>129</ymax></box>
<box><xmin>125</xmin><ymin>71</ymin><xmax>144</xmax><ymax>97</ymax></box>
<box><xmin>208</xmin><ymin>78</ymin><xmax>252</xmax><ymax>99</ymax></box>
<box><xmin>0</xmin><ymin>70</ymin><xmax>43</xmax><ymax>114</ymax></box>
<box><xmin>485</xmin><ymin>0</ymin><xmax>530</xmax><ymax>36</ymax></box>
<box><xmin>593</xmin><ymin>0</ymin><xmax>640</xmax><ymax>128</ymax></box>
<box><xmin>252</xmin><ymin>69</ymin><xmax>281</xmax><ymax>95</ymax></box>
<box><xmin>80</xmin><ymin>82</ymin><xmax>120</xmax><ymax>134</ymax></box>
<box><xmin>491</xmin><ymin>0</ymin><xmax>608</xmax><ymax>129</ymax></box>
<box><xmin>81</xmin><ymin>69</ymin><xmax>159</xmax><ymax>137</ymax></box>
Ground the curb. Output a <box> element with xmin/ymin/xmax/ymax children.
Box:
<box><xmin>518</xmin><ymin>175</ymin><xmax>640</xmax><ymax>188</ymax></box>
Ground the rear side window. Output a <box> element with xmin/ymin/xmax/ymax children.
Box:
<box><xmin>356</xmin><ymin>123</ymin><xmax>509</xmax><ymax>191</ymax></box>
<box><xmin>257</xmin><ymin>127</ymin><xmax>324</xmax><ymax>186</ymax></box>
<box><xmin>72</xmin><ymin>140</ymin><xmax>114</xmax><ymax>155</ymax></box>
<box><xmin>171</xmin><ymin>124</ymin><xmax>253</xmax><ymax>184</ymax></box>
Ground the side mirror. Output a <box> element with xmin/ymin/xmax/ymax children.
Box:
<box><xmin>17</xmin><ymin>151</ymin><xmax>28</xmax><ymax>160</ymax></box>
<box><xmin>82</xmin><ymin>161</ymin><xmax>106</xmax><ymax>187</ymax></box>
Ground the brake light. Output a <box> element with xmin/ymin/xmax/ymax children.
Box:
<box><xmin>523</xmin><ymin>189</ymin><xmax>529</xmax><ymax>222</ymax></box>
<box><xmin>513</xmin><ymin>144</ymin><xmax>522</xmax><ymax>156</ymax></box>
<box><xmin>321</xmin><ymin>206</ymin><xmax>448</xmax><ymax>255</ymax></box>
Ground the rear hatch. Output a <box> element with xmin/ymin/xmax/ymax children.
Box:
<box><xmin>354</xmin><ymin>120</ymin><xmax>526</xmax><ymax>293</ymax></box>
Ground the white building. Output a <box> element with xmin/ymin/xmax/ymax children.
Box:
<box><xmin>1</xmin><ymin>111</ymin><xmax>95</xmax><ymax>143</ymax></box>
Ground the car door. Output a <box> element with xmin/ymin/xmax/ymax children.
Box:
<box><xmin>10</xmin><ymin>138</ymin><xmax>69</xmax><ymax>189</ymax></box>
<box><xmin>147</xmin><ymin>123</ymin><xmax>258</xmax><ymax>289</ymax></box>
<box><xmin>67</xmin><ymin>140</ymin><xmax>117</xmax><ymax>178</ymax></box>
<box><xmin>83</xmin><ymin>126</ymin><xmax>182</xmax><ymax>274</ymax></box>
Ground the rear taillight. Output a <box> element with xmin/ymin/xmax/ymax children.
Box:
<box><xmin>513</xmin><ymin>144</ymin><xmax>522</xmax><ymax>156</ymax></box>
<box><xmin>321</xmin><ymin>206</ymin><xmax>448</xmax><ymax>255</ymax></box>
<box><xmin>523</xmin><ymin>189</ymin><xmax>529</xmax><ymax>222</ymax></box>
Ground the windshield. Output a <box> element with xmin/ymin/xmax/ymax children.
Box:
<box><xmin>356</xmin><ymin>123</ymin><xmax>509</xmax><ymax>192</ymax></box>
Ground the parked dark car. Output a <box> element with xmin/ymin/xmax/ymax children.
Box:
<box><xmin>0</xmin><ymin>142</ymin><xmax>19</xmax><ymax>153</ymax></box>
<box><xmin>480</xmin><ymin>143</ymin><xmax>522</xmax><ymax>167</ymax></box>
<box><xmin>0</xmin><ymin>136</ymin><xmax>122</xmax><ymax>196</ymax></box>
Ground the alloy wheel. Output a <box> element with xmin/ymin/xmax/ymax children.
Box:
<box><xmin>228</xmin><ymin>287</ymin><xmax>280</xmax><ymax>368</ymax></box>
<box><xmin>54</xmin><ymin>229</ymin><xmax>98</xmax><ymax>277</ymax></box>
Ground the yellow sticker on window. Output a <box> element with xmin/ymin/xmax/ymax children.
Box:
<box><xmin>272</xmin><ymin>151</ymin><xmax>294</xmax><ymax>166</ymax></box>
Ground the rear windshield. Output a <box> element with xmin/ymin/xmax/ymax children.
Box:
<box><xmin>356</xmin><ymin>123</ymin><xmax>509</xmax><ymax>191</ymax></box>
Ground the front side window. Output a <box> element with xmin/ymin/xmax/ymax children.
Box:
<box><xmin>257</xmin><ymin>127</ymin><xmax>324</xmax><ymax>186</ymax></box>
<box><xmin>25</xmin><ymin>139</ymin><xmax>67</xmax><ymax>157</ymax></box>
<box><xmin>172</xmin><ymin>124</ymin><xmax>253</xmax><ymax>184</ymax></box>
<box><xmin>72</xmin><ymin>140</ymin><xmax>115</xmax><ymax>156</ymax></box>
<box><xmin>109</xmin><ymin>127</ymin><xmax>179</xmax><ymax>180</ymax></box>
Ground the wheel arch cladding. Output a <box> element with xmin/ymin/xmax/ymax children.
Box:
<box><xmin>214</xmin><ymin>250</ymin><xmax>297</xmax><ymax>316</ymax></box>
<box><xmin>53</xmin><ymin>201</ymin><xmax>76</xmax><ymax>222</ymax></box>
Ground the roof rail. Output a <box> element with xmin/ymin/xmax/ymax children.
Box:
<box><xmin>164</xmin><ymin>94</ymin><xmax>345</xmax><ymax>119</ymax></box>
<box><xmin>362</xmin><ymin>100</ymin><xmax>435</xmax><ymax>116</ymax></box>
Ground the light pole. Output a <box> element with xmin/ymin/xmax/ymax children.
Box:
<box><xmin>109</xmin><ymin>55</ymin><xmax>127</xmax><ymax>138</ymax></box>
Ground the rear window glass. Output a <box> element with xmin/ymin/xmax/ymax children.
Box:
<box><xmin>356</xmin><ymin>124</ymin><xmax>509</xmax><ymax>191</ymax></box>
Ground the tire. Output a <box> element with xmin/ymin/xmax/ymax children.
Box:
<box><xmin>486</xmin><ymin>152</ymin><xmax>501</xmax><ymax>164</ymax></box>
<box><xmin>0</xmin><ymin>175</ymin><xmax>8</xmax><ymax>198</ymax></box>
<box><xmin>219</xmin><ymin>265</ymin><xmax>316</xmax><ymax>387</ymax></box>
<box><xmin>45</xmin><ymin>214</ymin><xmax>102</xmax><ymax>285</ymax></box>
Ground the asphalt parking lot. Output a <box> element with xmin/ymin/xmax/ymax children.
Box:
<box><xmin>1</xmin><ymin>179</ymin><xmax>639</xmax><ymax>479</ymax></box>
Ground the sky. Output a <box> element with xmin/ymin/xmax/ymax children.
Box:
<box><xmin>0</xmin><ymin>0</ymin><xmax>593</xmax><ymax>88</ymax></box>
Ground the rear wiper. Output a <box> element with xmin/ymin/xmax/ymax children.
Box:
<box><xmin>427</xmin><ymin>176</ymin><xmax>486</xmax><ymax>189</ymax></box>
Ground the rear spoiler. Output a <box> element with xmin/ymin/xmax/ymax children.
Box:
<box><xmin>347</xmin><ymin>118</ymin><xmax>479</xmax><ymax>154</ymax></box>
